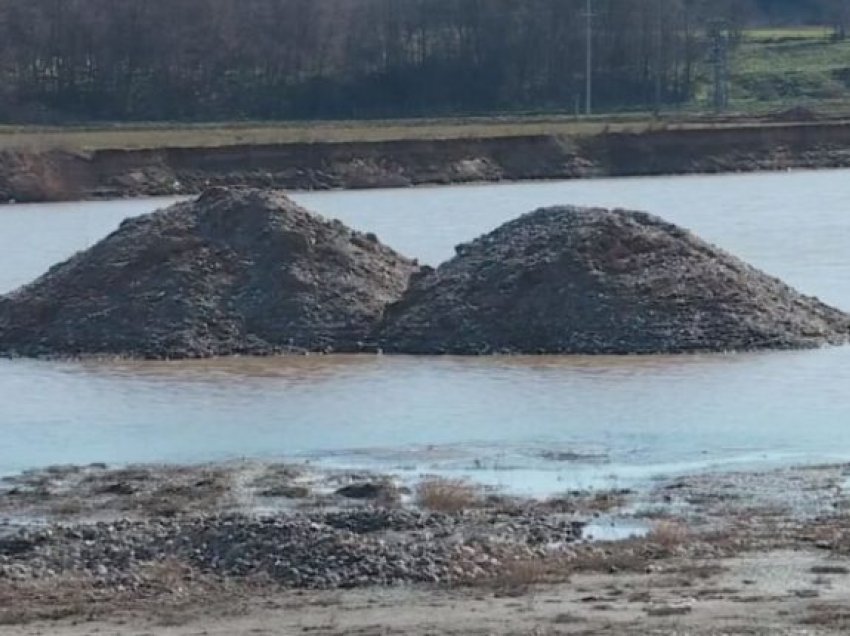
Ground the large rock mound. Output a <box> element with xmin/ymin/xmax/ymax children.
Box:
<box><xmin>378</xmin><ymin>206</ymin><xmax>850</xmax><ymax>354</ymax></box>
<box><xmin>0</xmin><ymin>188</ymin><xmax>417</xmax><ymax>358</ymax></box>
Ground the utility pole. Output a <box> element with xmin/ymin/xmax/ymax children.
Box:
<box><xmin>654</xmin><ymin>0</ymin><xmax>663</xmax><ymax>115</ymax></box>
<box><xmin>709</xmin><ymin>21</ymin><xmax>729</xmax><ymax>113</ymax></box>
<box><xmin>585</xmin><ymin>0</ymin><xmax>594</xmax><ymax>116</ymax></box>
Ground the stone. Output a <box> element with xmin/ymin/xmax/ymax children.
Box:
<box><xmin>335</xmin><ymin>482</ymin><xmax>398</xmax><ymax>500</ymax></box>
<box><xmin>259</xmin><ymin>486</ymin><xmax>310</xmax><ymax>499</ymax></box>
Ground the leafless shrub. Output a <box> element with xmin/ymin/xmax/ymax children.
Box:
<box><xmin>648</xmin><ymin>520</ymin><xmax>690</xmax><ymax>549</ymax></box>
<box><xmin>496</xmin><ymin>558</ymin><xmax>548</xmax><ymax>592</ymax></box>
<box><xmin>585</xmin><ymin>491</ymin><xmax>628</xmax><ymax>513</ymax></box>
<box><xmin>415</xmin><ymin>477</ymin><xmax>482</xmax><ymax>513</ymax></box>
<box><xmin>471</xmin><ymin>558</ymin><xmax>550</xmax><ymax>596</ymax></box>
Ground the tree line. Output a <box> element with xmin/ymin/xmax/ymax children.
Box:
<box><xmin>0</xmin><ymin>0</ymin><xmax>843</xmax><ymax>123</ymax></box>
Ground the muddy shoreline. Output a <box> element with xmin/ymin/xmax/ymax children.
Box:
<box><xmin>3</xmin><ymin>460</ymin><xmax>850</xmax><ymax>634</ymax></box>
<box><xmin>3</xmin><ymin>121</ymin><xmax>850</xmax><ymax>203</ymax></box>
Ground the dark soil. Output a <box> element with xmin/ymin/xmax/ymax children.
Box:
<box><xmin>378</xmin><ymin>206</ymin><xmax>850</xmax><ymax>354</ymax></box>
<box><xmin>0</xmin><ymin>187</ymin><xmax>418</xmax><ymax>358</ymax></box>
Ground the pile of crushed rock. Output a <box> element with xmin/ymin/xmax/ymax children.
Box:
<box><xmin>378</xmin><ymin>206</ymin><xmax>850</xmax><ymax>353</ymax></box>
<box><xmin>0</xmin><ymin>191</ymin><xmax>847</xmax><ymax>358</ymax></box>
<box><xmin>0</xmin><ymin>188</ymin><xmax>417</xmax><ymax>358</ymax></box>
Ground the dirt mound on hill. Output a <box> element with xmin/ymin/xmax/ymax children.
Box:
<box><xmin>378</xmin><ymin>206</ymin><xmax>850</xmax><ymax>354</ymax></box>
<box><xmin>0</xmin><ymin>188</ymin><xmax>418</xmax><ymax>358</ymax></box>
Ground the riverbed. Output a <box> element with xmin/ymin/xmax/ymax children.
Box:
<box><xmin>2</xmin><ymin>169</ymin><xmax>850</xmax><ymax>493</ymax></box>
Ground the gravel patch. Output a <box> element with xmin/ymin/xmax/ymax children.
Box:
<box><xmin>0</xmin><ymin>508</ymin><xmax>585</xmax><ymax>590</ymax></box>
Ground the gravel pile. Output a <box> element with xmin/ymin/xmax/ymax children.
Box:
<box><xmin>0</xmin><ymin>509</ymin><xmax>584</xmax><ymax>589</ymax></box>
<box><xmin>0</xmin><ymin>188</ymin><xmax>417</xmax><ymax>358</ymax></box>
<box><xmin>378</xmin><ymin>206</ymin><xmax>850</xmax><ymax>354</ymax></box>
<box><xmin>2</xmin><ymin>197</ymin><xmax>845</xmax><ymax>358</ymax></box>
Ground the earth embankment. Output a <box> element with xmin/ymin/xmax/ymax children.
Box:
<box><xmin>2</xmin><ymin>120</ymin><xmax>850</xmax><ymax>203</ymax></box>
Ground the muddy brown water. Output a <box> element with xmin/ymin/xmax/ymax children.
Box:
<box><xmin>2</xmin><ymin>169</ymin><xmax>850</xmax><ymax>495</ymax></box>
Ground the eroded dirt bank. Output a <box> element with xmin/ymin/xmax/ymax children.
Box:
<box><xmin>3</xmin><ymin>461</ymin><xmax>850</xmax><ymax>634</ymax></box>
<box><xmin>3</xmin><ymin>121</ymin><xmax>850</xmax><ymax>203</ymax></box>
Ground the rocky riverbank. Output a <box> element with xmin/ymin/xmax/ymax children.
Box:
<box><xmin>3</xmin><ymin>461</ymin><xmax>850</xmax><ymax>634</ymax></box>
<box><xmin>0</xmin><ymin>461</ymin><xmax>590</xmax><ymax>591</ymax></box>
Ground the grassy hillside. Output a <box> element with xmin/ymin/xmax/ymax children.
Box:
<box><xmin>730</xmin><ymin>28</ymin><xmax>850</xmax><ymax>113</ymax></box>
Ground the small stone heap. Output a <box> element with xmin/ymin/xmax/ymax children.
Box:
<box><xmin>378</xmin><ymin>206</ymin><xmax>850</xmax><ymax>354</ymax></box>
<box><xmin>0</xmin><ymin>188</ymin><xmax>417</xmax><ymax>358</ymax></box>
<box><xmin>0</xmin><ymin>510</ymin><xmax>584</xmax><ymax>589</ymax></box>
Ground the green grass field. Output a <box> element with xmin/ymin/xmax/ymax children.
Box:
<box><xmin>732</xmin><ymin>27</ymin><xmax>850</xmax><ymax>110</ymax></box>
<box><xmin>0</xmin><ymin>117</ymin><xmax>660</xmax><ymax>152</ymax></box>
<box><xmin>742</xmin><ymin>26</ymin><xmax>833</xmax><ymax>43</ymax></box>
<box><xmin>2</xmin><ymin>113</ymin><xmax>845</xmax><ymax>154</ymax></box>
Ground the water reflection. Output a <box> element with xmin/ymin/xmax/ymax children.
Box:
<box><xmin>77</xmin><ymin>354</ymin><xmax>386</xmax><ymax>386</ymax></box>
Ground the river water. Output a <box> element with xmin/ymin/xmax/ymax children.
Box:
<box><xmin>2</xmin><ymin>169</ymin><xmax>850</xmax><ymax>495</ymax></box>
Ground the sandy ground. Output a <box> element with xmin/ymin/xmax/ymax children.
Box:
<box><xmin>6</xmin><ymin>550</ymin><xmax>850</xmax><ymax>635</ymax></box>
<box><xmin>4</xmin><ymin>461</ymin><xmax>850</xmax><ymax>635</ymax></box>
